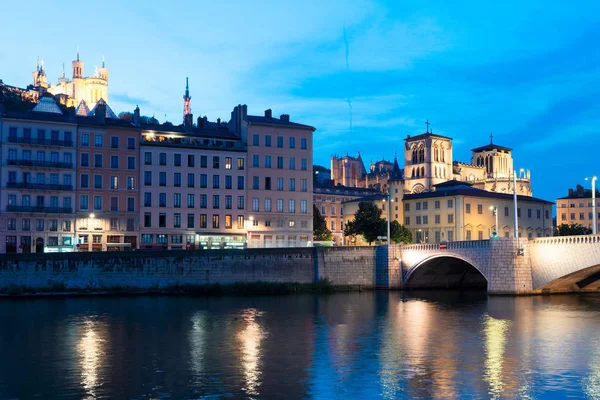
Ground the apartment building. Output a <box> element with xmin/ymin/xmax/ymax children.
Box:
<box><xmin>556</xmin><ymin>184</ymin><xmax>600</xmax><ymax>232</ymax></box>
<box><xmin>139</xmin><ymin>122</ymin><xmax>247</xmax><ymax>250</ymax></box>
<box><xmin>0</xmin><ymin>97</ymin><xmax>77</xmax><ymax>253</ymax></box>
<box><xmin>238</xmin><ymin>107</ymin><xmax>315</xmax><ymax>248</ymax></box>
<box><xmin>75</xmin><ymin>102</ymin><xmax>140</xmax><ymax>251</ymax></box>
<box><xmin>313</xmin><ymin>184</ymin><xmax>378</xmax><ymax>244</ymax></box>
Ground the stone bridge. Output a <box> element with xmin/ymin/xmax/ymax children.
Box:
<box><xmin>390</xmin><ymin>235</ymin><xmax>600</xmax><ymax>294</ymax></box>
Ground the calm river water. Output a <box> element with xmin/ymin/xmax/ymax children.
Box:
<box><xmin>1</xmin><ymin>292</ymin><xmax>600</xmax><ymax>399</ymax></box>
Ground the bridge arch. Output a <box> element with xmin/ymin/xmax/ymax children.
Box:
<box><xmin>403</xmin><ymin>254</ymin><xmax>488</xmax><ymax>290</ymax></box>
<box><xmin>536</xmin><ymin>263</ymin><xmax>600</xmax><ymax>293</ymax></box>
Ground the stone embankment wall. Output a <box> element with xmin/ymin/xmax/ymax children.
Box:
<box><xmin>0</xmin><ymin>247</ymin><xmax>381</xmax><ymax>292</ymax></box>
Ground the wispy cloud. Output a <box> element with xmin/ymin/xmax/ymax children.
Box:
<box><xmin>111</xmin><ymin>92</ymin><xmax>151</xmax><ymax>107</ymax></box>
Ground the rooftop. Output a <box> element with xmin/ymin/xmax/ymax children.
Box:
<box><xmin>405</xmin><ymin>132</ymin><xmax>453</xmax><ymax>142</ymax></box>
<box><xmin>247</xmin><ymin>114</ymin><xmax>315</xmax><ymax>131</ymax></box>
<box><xmin>405</xmin><ymin>185</ymin><xmax>553</xmax><ymax>204</ymax></box>
<box><xmin>471</xmin><ymin>142</ymin><xmax>512</xmax><ymax>153</ymax></box>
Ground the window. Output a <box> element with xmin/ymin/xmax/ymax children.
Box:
<box><xmin>200</xmin><ymin>195</ymin><xmax>207</xmax><ymax>208</ymax></box>
<box><xmin>252</xmin><ymin>198</ymin><xmax>259</xmax><ymax>212</ymax></box>
<box><xmin>174</xmin><ymin>153</ymin><xmax>181</xmax><ymax>166</ymax></box>
<box><xmin>225</xmin><ymin>175</ymin><xmax>232</xmax><ymax>189</ymax></box>
<box><xmin>81</xmin><ymin>174</ymin><xmax>89</xmax><ymax>188</ymax></box>
<box><xmin>213</xmin><ymin>195</ymin><xmax>220</xmax><ymax>209</ymax></box>
<box><xmin>110</xmin><ymin>176</ymin><xmax>118</xmax><ymax>189</ymax></box>
<box><xmin>127</xmin><ymin>176</ymin><xmax>135</xmax><ymax>190</ymax></box>
<box><xmin>35</xmin><ymin>219</ymin><xmax>44</xmax><ymax>231</ymax></box>
<box><xmin>127</xmin><ymin>137</ymin><xmax>135</xmax><ymax>150</ymax></box>
<box><xmin>277</xmin><ymin>199</ymin><xmax>284</xmax><ymax>213</ymax></box>
<box><xmin>466</xmin><ymin>230</ymin><xmax>472</xmax><ymax>240</ymax></box>
<box><xmin>200</xmin><ymin>174</ymin><xmax>208</xmax><ymax>188</ymax></box>
<box><xmin>253</xmin><ymin>134</ymin><xmax>260</xmax><ymax>146</ymax></box>
<box><xmin>448</xmin><ymin>214</ymin><xmax>454</xmax><ymax>223</ymax></box>
<box><xmin>226</xmin><ymin>195</ymin><xmax>233</xmax><ymax>210</ymax></box>
<box><xmin>174</xmin><ymin>173</ymin><xmax>181</xmax><ymax>187</ymax></box>
<box><xmin>423</xmin><ymin>201</ymin><xmax>428</xmax><ymax>210</ymax></box>
<box><xmin>289</xmin><ymin>157</ymin><xmax>296</xmax><ymax>170</ymax></box>
<box><xmin>301</xmin><ymin>200</ymin><xmax>307</xmax><ymax>214</ymax></box>
<box><xmin>263</xmin><ymin>155</ymin><xmax>272</xmax><ymax>168</ymax></box>
<box><xmin>213</xmin><ymin>156</ymin><xmax>220</xmax><ymax>169</ymax></box>
<box><xmin>289</xmin><ymin>137</ymin><xmax>296</xmax><ymax>148</ymax></box>
<box><xmin>174</xmin><ymin>213</ymin><xmax>181</xmax><ymax>228</ymax></box>
<box><xmin>265</xmin><ymin>177</ymin><xmax>271</xmax><ymax>190</ymax></box>
<box><xmin>7</xmin><ymin>218</ymin><xmax>16</xmax><ymax>231</ymax></box>
<box><xmin>477</xmin><ymin>204</ymin><xmax>483</xmax><ymax>214</ymax></box>
<box><xmin>237</xmin><ymin>215</ymin><xmax>244</xmax><ymax>229</ymax></box>
<box><xmin>187</xmin><ymin>214</ymin><xmax>195</xmax><ymax>228</ymax></box>
<box><xmin>277</xmin><ymin>136</ymin><xmax>284</xmax><ymax>148</ymax></box>
<box><xmin>301</xmin><ymin>179</ymin><xmax>307</xmax><ymax>192</ymax></box>
<box><xmin>277</xmin><ymin>178</ymin><xmax>284</xmax><ymax>191</ymax></box>
<box><xmin>301</xmin><ymin>158</ymin><xmax>307</xmax><ymax>170</ymax></box>
<box><xmin>111</xmin><ymin>136</ymin><xmax>119</xmax><ymax>149</ymax></box>
<box><xmin>94</xmin><ymin>135</ymin><xmax>103</xmax><ymax>147</ymax></box>
<box><xmin>289</xmin><ymin>220</ymin><xmax>295</xmax><ymax>227</ymax></box>
<box><xmin>94</xmin><ymin>154</ymin><xmax>103</xmax><ymax>168</ymax></box>
<box><xmin>159</xmin><ymin>172</ymin><xmax>167</xmax><ymax>186</ymax></box>
<box><xmin>127</xmin><ymin>156</ymin><xmax>135</xmax><ymax>170</ymax></box>
<box><xmin>405</xmin><ymin>217</ymin><xmax>410</xmax><ymax>225</ymax></box>
<box><xmin>422</xmin><ymin>216</ymin><xmax>428</xmax><ymax>224</ymax></box>
<box><xmin>142</xmin><ymin>233</ymin><xmax>153</xmax><ymax>243</ymax></box>
<box><xmin>213</xmin><ymin>175</ymin><xmax>220</xmax><ymax>189</ymax></box>
<box><xmin>174</xmin><ymin>193</ymin><xmax>181</xmax><ymax>208</ymax></box>
<box><xmin>159</xmin><ymin>153</ymin><xmax>167</xmax><ymax>166</ymax></box>
<box><xmin>466</xmin><ymin>204</ymin><xmax>471</xmax><ymax>214</ymax></box>
<box><xmin>188</xmin><ymin>173</ymin><xmax>195</xmax><ymax>187</ymax></box>
<box><xmin>238</xmin><ymin>196</ymin><xmax>245</xmax><ymax>210</ymax></box>
<box><xmin>199</xmin><ymin>155</ymin><xmax>207</xmax><ymax>168</ymax></box>
<box><xmin>252</xmin><ymin>154</ymin><xmax>260</xmax><ymax>167</ymax></box>
<box><xmin>199</xmin><ymin>214</ymin><xmax>207</xmax><ymax>228</ymax></box>
<box><xmin>301</xmin><ymin>138</ymin><xmax>307</xmax><ymax>149</ymax></box>
<box><xmin>94</xmin><ymin>175</ymin><xmax>102</xmax><ymax>189</ymax></box>
<box><xmin>187</xmin><ymin>194</ymin><xmax>195</xmax><ymax>208</ymax></box>
<box><xmin>172</xmin><ymin>235</ymin><xmax>183</xmax><ymax>244</ymax></box>
<box><xmin>404</xmin><ymin>203</ymin><xmax>410</xmax><ymax>212</ymax></box>
<box><xmin>253</xmin><ymin>176</ymin><xmax>260</xmax><ymax>190</ymax></box>
<box><xmin>159</xmin><ymin>193</ymin><xmax>167</xmax><ymax>207</ymax></box>
<box><xmin>265</xmin><ymin>198</ymin><xmax>272</xmax><ymax>212</ymax></box>
<box><xmin>237</xmin><ymin>158</ymin><xmax>245</xmax><ymax>170</ymax></box>
<box><xmin>561</xmin><ymin>213</ymin><xmax>567</xmax><ymax>221</ymax></box>
<box><xmin>289</xmin><ymin>178</ymin><xmax>295</xmax><ymax>191</ymax></box>
<box><xmin>528</xmin><ymin>209</ymin><xmax>532</xmax><ymax>218</ymax></box>
<box><xmin>127</xmin><ymin>218</ymin><xmax>135</xmax><ymax>231</ymax></box>
<box><xmin>277</xmin><ymin>156</ymin><xmax>284</xmax><ymax>169</ymax></box>
<box><xmin>434</xmin><ymin>201</ymin><xmax>440</xmax><ymax>209</ymax></box>
<box><xmin>189</xmin><ymin>155</ymin><xmax>196</xmax><ymax>167</ymax></box>
<box><xmin>212</xmin><ymin>215</ymin><xmax>220</xmax><ymax>229</ymax></box>
<box><xmin>518</xmin><ymin>208</ymin><xmax>521</xmax><ymax>217</ymax></box>
<box><xmin>289</xmin><ymin>200</ymin><xmax>296</xmax><ymax>213</ymax></box>
<box><xmin>144</xmin><ymin>152</ymin><xmax>152</xmax><ymax>165</ymax></box>
<box><xmin>225</xmin><ymin>157</ymin><xmax>232</xmax><ymax>170</ymax></box>
<box><xmin>435</xmin><ymin>215</ymin><xmax>440</xmax><ymax>224</ymax></box>
<box><xmin>237</xmin><ymin>176</ymin><xmax>244</xmax><ymax>190</ymax></box>
<box><xmin>225</xmin><ymin>215</ymin><xmax>232</xmax><ymax>229</ymax></box>
<box><xmin>127</xmin><ymin>197</ymin><xmax>135</xmax><ymax>212</ymax></box>
<box><xmin>505</xmin><ymin>207</ymin><xmax>509</xmax><ymax>217</ymax></box>
<box><xmin>81</xmin><ymin>153</ymin><xmax>89</xmax><ymax>167</ymax></box>
<box><xmin>478</xmin><ymin>231</ymin><xmax>484</xmax><ymax>240</ymax></box>
<box><xmin>110</xmin><ymin>197</ymin><xmax>118</xmax><ymax>212</ymax></box>
<box><xmin>144</xmin><ymin>171</ymin><xmax>152</xmax><ymax>186</ymax></box>
<box><xmin>80</xmin><ymin>195</ymin><xmax>89</xmax><ymax>210</ymax></box>
<box><xmin>159</xmin><ymin>213</ymin><xmax>166</xmax><ymax>228</ymax></box>
<box><xmin>94</xmin><ymin>196</ymin><xmax>102</xmax><ymax>211</ymax></box>
<box><xmin>545</xmin><ymin>210</ymin><xmax>550</xmax><ymax>219</ymax></box>
<box><xmin>447</xmin><ymin>199</ymin><xmax>453</xmax><ymax>208</ymax></box>
<box><xmin>416</xmin><ymin>203</ymin><xmax>421</xmax><ymax>211</ymax></box>
<box><xmin>81</xmin><ymin>134</ymin><xmax>90</xmax><ymax>146</ymax></box>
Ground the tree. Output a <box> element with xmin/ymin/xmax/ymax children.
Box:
<box><xmin>313</xmin><ymin>205</ymin><xmax>333</xmax><ymax>241</ymax></box>
<box><xmin>554</xmin><ymin>223</ymin><xmax>592</xmax><ymax>236</ymax></box>
<box><xmin>118</xmin><ymin>112</ymin><xmax>160</xmax><ymax>125</ymax></box>
<box><xmin>344</xmin><ymin>202</ymin><xmax>386</xmax><ymax>245</ymax></box>
<box><xmin>390</xmin><ymin>220</ymin><xmax>412</xmax><ymax>244</ymax></box>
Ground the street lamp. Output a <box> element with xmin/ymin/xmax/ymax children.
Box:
<box><xmin>585</xmin><ymin>176</ymin><xmax>597</xmax><ymax>235</ymax></box>
<box><xmin>489</xmin><ymin>205</ymin><xmax>498</xmax><ymax>238</ymax></box>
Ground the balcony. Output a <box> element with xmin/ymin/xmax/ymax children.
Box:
<box><xmin>7</xmin><ymin>137</ymin><xmax>74</xmax><ymax>147</ymax></box>
<box><xmin>6</xmin><ymin>182</ymin><xmax>74</xmax><ymax>191</ymax></box>
<box><xmin>7</xmin><ymin>159</ymin><xmax>73</xmax><ymax>169</ymax></box>
<box><xmin>6</xmin><ymin>205</ymin><xmax>73</xmax><ymax>213</ymax></box>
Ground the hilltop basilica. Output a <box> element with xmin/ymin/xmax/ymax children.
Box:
<box><xmin>330</xmin><ymin>123</ymin><xmax>533</xmax><ymax>196</ymax></box>
<box><xmin>30</xmin><ymin>49</ymin><xmax>109</xmax><ymax>110</ymax></box>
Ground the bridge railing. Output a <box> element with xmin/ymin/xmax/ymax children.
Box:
<box><xmin>532</xmin><ymin>235</ymin><xmax>600</xmax><ymax>245</ymax></box>
<box><xmin>399</xmin><ymin>240</ymin><xmax>491</xmax><ymax>251</ymax></box>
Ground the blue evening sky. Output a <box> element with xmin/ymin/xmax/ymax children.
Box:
<box><xmin>1</xmin><ymin>0</ymin><xmax>599</xmax><ymax>204</ymax></box>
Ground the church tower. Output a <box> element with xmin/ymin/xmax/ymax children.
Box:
<box><xmin>72</xmin><ymin>48</ymin><xmax>85</xmax><ymax>101</ymax></box>
<box><xmin>183</xmin><ymin>77</ymin><xmax>191</xmax><ymax>119</ymax></box>
<box><xmin>404</xmin><ymin>120</ymin><xmax>453</xmax><ymax>193</ymax></box>
<box><xmin>98</xmin><ymin>56</ymin><xmax>109</xmax><ymax>81</ymax></box>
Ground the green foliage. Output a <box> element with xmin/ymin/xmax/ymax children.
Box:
<box><xmin>118</xmin><ymin>111</ymin><xmax>160</xmax><ymax>125</ymax></box>
<box><xmin>390</xmin><ymin>220</ymin><xmax>413</xmax><ymax>244</ymax></box>
<box><xmin>313</xmin><ymin>204</ymin><xmax>333</xmax><ymax>241</ymax></box>
<box><xmin>554</xmin><ymin>223</ymin><xmax>592</xmax><ymax>236</ymax></box>
<box><xmin>344</xmin><ymin>202</ymin><xmax>386</xmax><ymax>244</ymax></box>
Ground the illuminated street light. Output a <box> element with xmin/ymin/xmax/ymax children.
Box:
<box><xmin>489</xmin><ymin>205</ymin><xmax>498</xmax><ymax>238</ymax></box>
<box><xmin>585</xmin><ymin>176</ymin><xmax>597</xmax><ymax>235</ymax></box>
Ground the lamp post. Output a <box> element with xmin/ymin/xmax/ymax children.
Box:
<box><xmin>585</xmin><ymin>176</ymin><xmax>597</xmax><ymax>235</ymax></box>
<box><xmin>489</xmin><ymin>205</ymin><xmax>498</xmax><ymax>238</ymax></box>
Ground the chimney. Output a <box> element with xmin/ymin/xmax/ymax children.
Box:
<box><xmin>577</xmin><ymin>184</ymin><xmax>584</xmax><ymax>196</ymax></box>
<box><xmin>280</xmin><ymin>114</ymin><xmax>290</xmax><ymax>122</ymax></box>
<box><xmin>217</xmin><ymin>117</ymin><xmax>221</xmax><ymax>125</ymax></box>
<box><xmin>265</xmin><ymin>109</ymin><xmax>272</xmax><ymax>118</ymax></box>
<box><xmin>96</xmin><ymin>102</ymin><xmax>106</xmax><ymax>124</ymax></box>
<box><xmin>133</xmin><ymin>106</ymin><xmax>140</xmax><ymax>126</ymax></box>
<box><xmin>184</xmin><ymin>113</ymin><xmax>193</xmax><ymax>130</ymax></box>
<box><xmin>568</xmin><ymin>188</ymin><xmax>573</xmax><ymax>196</ymax></box>
<box><xmin>197</xmin><ymin>116</ymin><xmax>203</xmax><ymax>128</ymax></box>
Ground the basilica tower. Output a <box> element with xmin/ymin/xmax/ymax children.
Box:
<box><xmin>183</xmin><ymin>77</ymin><xmax>191</xmax><ymax>119</ymax></box>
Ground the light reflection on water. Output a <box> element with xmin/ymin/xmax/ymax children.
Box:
<box><xmin>1</xmin><ymin>292</ymin><xmax>600</xmax><ymax>399</ymax></box>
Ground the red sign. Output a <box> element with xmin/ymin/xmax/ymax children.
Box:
<box><xmin>439</xmin><ymin>243</ymin><xmax>448</xmax><ymax>250</ymax></box>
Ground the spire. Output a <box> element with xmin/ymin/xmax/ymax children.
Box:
<box><xmin>183</xmin><ymin>77</ymin><xmax>191</xmax><ymax>118</ymax></box>
<box><xmin>61</xmin><ymin>63</ymin><xmax>65</xmax><ymax>78</ymax></box>
<box><xmin>425</xmin><ymin>119</ymin><xmax>430</xmax><ymax>133</ymax></box>
<box><xmin>490</xmin><ymin>132</ymin><xmax>493</xmax><ymax>144</ymax></box>
<box><xmin>185</xmin><ymin>77</ymin><xmax>190</xmax><ymax>97</ymax></box>
<box><xmin>36</xmin><ymin>57</ymin><xmax>40</xmax><ymax>71</ymax></box>
<box><xmin>102</xmin><ymin>55</ymin><xmax>105</xmax><ymax>68</ymax></box>
<box><xmin>77</xmin><ymin>45</ymin><xmax>80</xmax><ymax>61</ymax></box>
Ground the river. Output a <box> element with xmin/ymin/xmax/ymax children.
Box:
<box><xmin>1</xmin><ymin>292</ymin><xmax>599</xmax><ymax>399</ymax></box>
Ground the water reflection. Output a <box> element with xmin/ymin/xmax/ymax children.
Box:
<box><xmin>189</xmin><ymin>312</ymin><xmax>206</xmax><ymax>385</ymax></box>
<box><xmin>77</xmin><ymin>318</ymin><xmax>106</xmax><ymax>399</ymax></box>
<box><xmin>483</xmin><ymin>314</ymin><xmax>512</xmax><ymax>399</ymax></box>
<box><xmin>237</xmin><ymin>308</ymin><xmax>266</xmax><ymax>398</ymax></box>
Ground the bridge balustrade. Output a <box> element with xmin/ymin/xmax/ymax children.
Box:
<box><xmin>532</xmin><ymin>235</ymin><xmax>600</xmax><ymax>245</ymax></box>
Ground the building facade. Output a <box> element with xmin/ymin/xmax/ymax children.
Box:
<box><xmin>139</xmin><ymin>123</ymin><xmax>247</xmax><ymax>250</ymax></box>
<box><xmin>556</xmin><ymin>184</ymin><xmax>600</xmax><ymax>232</ymax></box>
<box><xmin>0</xmin><ymin>99</ymin><xmax>77</xmax><ymax>253</ymax></box>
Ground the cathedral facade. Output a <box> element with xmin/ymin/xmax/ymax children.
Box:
<box><xmin>32</xmin><ymin>51</ymin><xmax>108</xmax><ymax>110</ymax></box>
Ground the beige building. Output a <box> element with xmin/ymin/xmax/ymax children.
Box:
<box><xmin>556</xmin><ymin>184</ymin><xmax>600</xmax><ymax>232</ymax></box>
<box><xmin>313</xmin><ymin>184</ymin><xmax>378</xmax><ymax>244</ymax></box>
